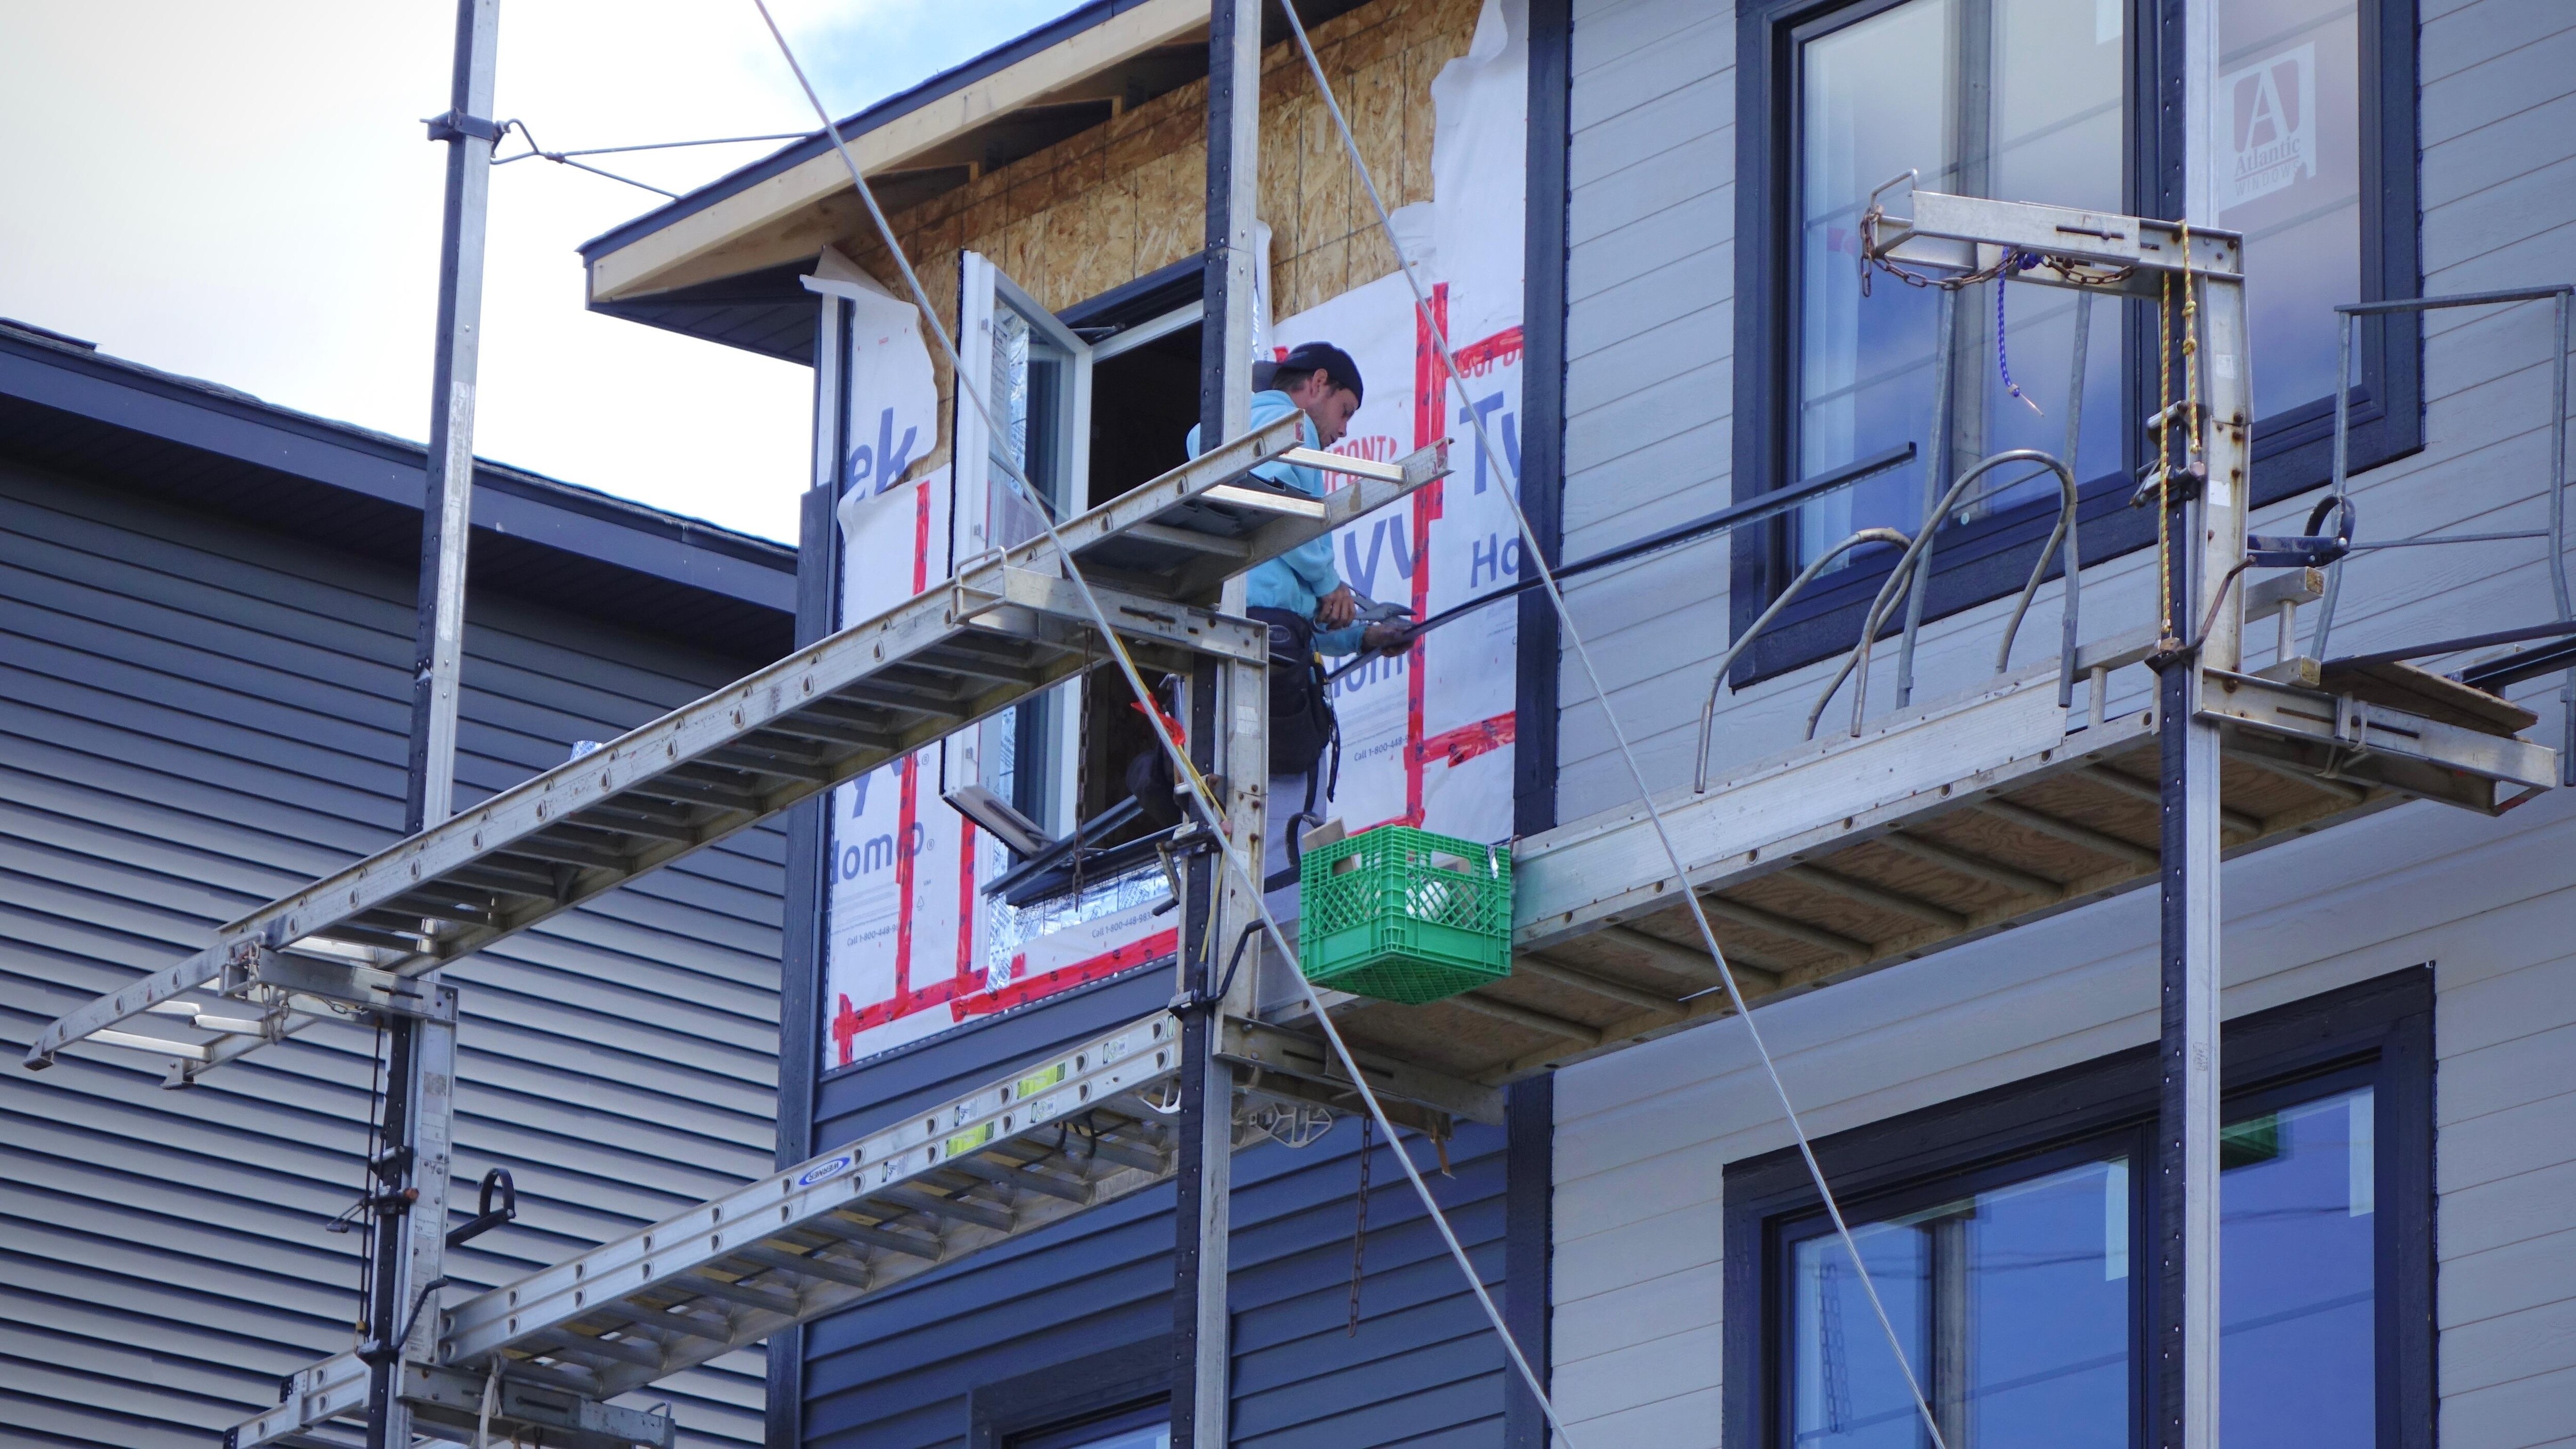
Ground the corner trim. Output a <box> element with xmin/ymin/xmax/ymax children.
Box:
<box><xmin>1515</xmin><ymin>0</ymin><xmax>1571</xmax><ymax>841</ymax></box>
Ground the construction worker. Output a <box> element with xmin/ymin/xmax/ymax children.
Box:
<box><xmin>1183</xmin><ymin>341</ymin><xmax>1410</xmax><ymax>905</ymax></box>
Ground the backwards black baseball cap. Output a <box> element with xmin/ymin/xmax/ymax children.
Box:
<box><xmin>1275</xmin><ymin>340</ymin><xmax>1364</xmax><ymax>405</ymax></box>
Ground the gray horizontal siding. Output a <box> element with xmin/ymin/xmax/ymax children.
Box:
<box><xmin>1548</xmin><ymin>4</ymin><xmax>2576</xmax><ymax>1444</ymax></box>
<box><xmin>0</xmin><ymin>461</ymin><xmax>786</xmax><ymax>1447</ymax></box>
<box><xmin>1554</xmin><ymin>0</ymin><xmax>1738</xmax><ymax>824</ymax></box>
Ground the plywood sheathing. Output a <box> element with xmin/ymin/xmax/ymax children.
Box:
<box><xmin>827</xmin><ymin>0</ymin><xmax>1483</xmax><ymax>485</ymax></box>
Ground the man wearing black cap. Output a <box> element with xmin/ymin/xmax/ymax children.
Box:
<box><xmin>1183</xmin><ymin>340</ymin><xmax>1410</xmax><ymax>901</ymax></box>
<box><xmin>1185</xmin><ymin>340</ymin><xmax>1406</xmax><ymax>657</ymax></box>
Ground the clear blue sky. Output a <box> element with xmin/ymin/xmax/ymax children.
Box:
<box><xmin>0</xmin><ymin>1</ymin><xmax>1086</xmax><ymax>542</ymax></box>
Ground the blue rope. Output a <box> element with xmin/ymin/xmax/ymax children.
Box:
<box><xmin>1998</xmin><ymin>251</ymin><xmax>2044</xmax><ymax>415</ymax></box>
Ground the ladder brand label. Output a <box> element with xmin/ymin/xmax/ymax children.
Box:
<box><xmin>1015</xmin><ymin>1063</ymin><xmax>1069</xmax><ymax>1098</ymax></box>
<box><xmin>796</xmin><ymin>1153</ymin><xmax>855</xmax><ymax>1187</ymax></box>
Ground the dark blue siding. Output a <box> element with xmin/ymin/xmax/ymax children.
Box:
<box><xmin>794</xmin><ymin>969</ymin><xmax>1512</xmax><ymax>1449</ymax></box>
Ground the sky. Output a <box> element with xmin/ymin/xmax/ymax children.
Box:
<box><xmin>0</xmin><ymin>1</ymin><xmax>1086</xmax><ymax>543</ymax></box>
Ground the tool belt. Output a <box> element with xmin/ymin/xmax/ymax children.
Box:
<box><xmin>1248</xmin><ymin>605</ymin><xmax>1338</xmax><ymax>779</ymax></box>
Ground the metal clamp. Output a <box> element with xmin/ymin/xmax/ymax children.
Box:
<box><xmin>423</xmin><ymin>110</ymin><xmax>503</xmax><ymax>144</ymax></box>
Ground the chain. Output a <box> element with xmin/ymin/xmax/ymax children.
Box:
<box><xmin>1859</xmin><ymin>202</ymin><xmax>2140</xmax><ymax>296</ymax></box>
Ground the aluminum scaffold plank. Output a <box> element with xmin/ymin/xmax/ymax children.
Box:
<box><xmin>25</xmin><ymin>418</ymin><xmax>1446</xmax><ymax>1080</ymax></box>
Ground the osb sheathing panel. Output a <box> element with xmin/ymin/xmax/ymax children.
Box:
<box><xmin>830</xmin><ymin>0</ymin><xmax>1483</xmax><ymax>482</ymax></box>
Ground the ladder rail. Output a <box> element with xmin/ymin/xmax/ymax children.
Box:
<box><xmin>30</xmin><ymin>424</ymin><xmax>1446</xmax><ymax>1078</ymax></box>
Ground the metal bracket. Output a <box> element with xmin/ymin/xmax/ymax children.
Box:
<box><xmin>423</xmin><ymin>110</ymin><xmax>503</xmax><ymax>144</ymax></box>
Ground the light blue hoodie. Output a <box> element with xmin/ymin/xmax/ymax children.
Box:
<box><xmin>1184</xmin><ymin>389</ymin><xmax>1366</xmax><ymax>656</ymax></box>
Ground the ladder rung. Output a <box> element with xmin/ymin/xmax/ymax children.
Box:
<box><xmin>946</xmin><ymin>1156</ymin><xmax>1096</xmax><ymax>1205</ymax></box>
<box><xmin>697</xmin><ymin>747</ymin><xmax>838</xmax><ymax>783</ymax></box>
<box><xmin>528</xmin><ymin>1330</ymin><xmax>664</xmax><ymax>1370</ymax></box>
<box><xmin>812</xmin><ymin>1213</ymin><xmax>944</xmax><ymax>1260</ymax></box>
<box><xmin>498</xmin><ymin>835</ymin><xmax>633</xmax><ymax>871</ymax></box>
<box><xmin>611</xmin><ymin>1305</ymin><xmax>735</xmax><ymax>1344</ymax></box>
<box><xmin>563</xmin><ymin>812</ymin><xmax>702</xmax><ymax>846</ymax></box>
<box><xmin>736</xmin><ymin>1244</ymin><xmax>875</xmax><ymax>1290</ymax></box>
<box><xmin>681</xmin><ymin>1272</ymin><xmax>800</xmax><ymax>1317</ymax></box>
<box><xmin>867</xmin><ymin>1185</ymin><xmax>1016</xmax><ymax>1233</ymax></box>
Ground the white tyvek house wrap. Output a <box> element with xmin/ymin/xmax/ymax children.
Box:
<box><xmin>820</xmin><ymin>0</ymin><xmax>1528</xmax><ymax>1071</ymax></box>
<box><xmin>1281</xmin><ymin>0</ymin><xmax>1527</xmax><ymax>847</ymax></box>
<box><xmin>818</xmin><ymin>260</ymin><xmax>987</xmax><ymax>1072</ymax></box>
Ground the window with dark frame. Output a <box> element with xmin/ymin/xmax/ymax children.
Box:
<box><xmin>1006</xmin><ymin>1399</ymin><xmax>1172</xmax><ymax>1449</ymax></box>
<box><xmin>1720</xmin><ymin>969</ymin><xmax>2434</xmax><ymax>1449</ymax></box>
<box><xmin>1729</xmin><ymin>0</ymin><xmax>2421</xmax><ymax>684</ymax></box>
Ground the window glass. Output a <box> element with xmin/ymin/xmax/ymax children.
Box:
<box><xmin>1794</xmin><ymin>0</ymin><xmax>2125</xmax><ymax>570</ymax></box>
<box><xmin>2211</xmin><ymin>0</ymin><xmax>2363</xmax><ymax>419</ymax></box>
<box><xmin>2221</xmin><ymin>1086</ymin><xmax>2376</xmax><ymax>1447</ymax></box>
<box><xmin>1783</xmin><ymin>1084</ymin><xmax>2378</xmax><ymax>1449</ymax></box>
<box><xmin>1010</xmin><ymin>1403</ymin><xmax>1171</xmax><ymax>1449</ymax></box>
<box><xmin>1790</xmin><ymin>1157</ymin><xmax>2130</xmax><ymax>1448</ymax></box>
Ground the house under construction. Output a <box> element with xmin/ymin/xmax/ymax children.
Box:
<box><xmin>12</xmin><ymin>1</ymin><xmax>2576</xmax><ymax>1448</ymax></box>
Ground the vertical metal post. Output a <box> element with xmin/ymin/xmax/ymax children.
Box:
<box><xmin>1896</xmin><ymin>287</ymin><xmax>1959</xmax><ymax>708</ymax></box>
<box><xmin>410</xmin><ymin>0</ymin><xmax>499</xmax><ymax>832</ymax></box>
<box><xmin>371</xmin><ymin>5</ymin><xmax>496</xmax><ymax>1443</ymax></box>
<box><xmin>2552</xmin><ymin>292</ymin><xmax>2573</xmax><ymax>785</ymax></box>
<box><xmin>2313</xmin><ymin>311</ymin><xmax>2354</xmax><ymax>659</ymax></box>
<box><xmin>2156</xmin><ymin>263</ymin><xmax>2245</xmax><ymax>1449</ymax></box>
<box><xmin>1174</xmin><ymin>3</ymin><xmax>1261</xmax><ymax>1446</ymax></box>
<box><xmin>362</xmin><ymin>987</ymin><xmax>461</xmax><ymax>1448</ymax></box>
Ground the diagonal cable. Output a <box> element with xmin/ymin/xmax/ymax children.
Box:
<box><xmin>749</xmin><ymin>4</ymin><xmax>1580</xmax><ymax>1441</ymax></box>
<box><xmin>1269</xmin><ymin>3</ymin><xmax>1949</xmax><ymax>1445</ymax></box>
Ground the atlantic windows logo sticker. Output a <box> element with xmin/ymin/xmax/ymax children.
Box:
<box><xmin>2218</xmin><ymin>42</ymin><xmax>2316</xmax><ymax>212</ymax></box>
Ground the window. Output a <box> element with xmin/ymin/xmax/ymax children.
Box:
<box><xmin>958</xmin><ymin>251</ymin><xmax>1092</xmax><ymax>837</ymax></box>
<box><xmin>1724</xmin><ymin>970</ymin><xmax>2432</xmax><ymax>1449</ymax></box>
<box><xmin>1732</xmin><ymin>0</ymin><xmax>2421</xmax><ymax>680</ymax></box>
<box><xmin>1009</xmin><ymin>1401</ymin><xmax>1171</xmax><ymax>1449</ymax></box>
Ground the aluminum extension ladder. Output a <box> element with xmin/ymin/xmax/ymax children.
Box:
<box><xmin>22</xmin><ymin>410</ymin><xmax>1444</xmax><ymax>1447</ymax></box>
<box><xmin>233</xmin><ymin>1011</ymin><xmax>1205</xmax><ymax>1448</ymax></box>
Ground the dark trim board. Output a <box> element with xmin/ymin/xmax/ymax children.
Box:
<box><xmin>1720</xmin><ymin>967</ymin><xmax>2436</xmax><ymax>1449</ymax></box>
<box><xmin>1725</xmin><ymin>0</ymin><xmax>2422</xmax><ymax>685</ymax></box>
<box><xmin>1516</xmin><ymin>0</ymin><xmax>1570</xmax><ymax>843</ymax></box>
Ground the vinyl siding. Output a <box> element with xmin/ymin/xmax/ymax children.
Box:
<box><xmin>1548</xmin><ymin>2</ymin><xmax>2576</xmax><ymax>1444</ymax></box>
<box><xmin>0</xmin><ymin>460</ymin><xmax>787</xmax><ymax>1448</ymax></box>
<box><xmin>1553</xmin><ymin>0</ymin><xmax>2576</xmax><ymax>820</ymax></box>
<box><xmin>794</xmin><ymin>971</ymin><xmax>1514</xmax><ymax>1449</ymax></box>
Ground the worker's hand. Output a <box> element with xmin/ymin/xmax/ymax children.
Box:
<box><xmin>1361</xmin><ymin>621</ymin><xmax>1415</xmax><ymax>658</ymax></box>
<box><xmin>1317</xmin><ymin>584</ymin><xmax>1358</xmax><ymax>630</ymax></box>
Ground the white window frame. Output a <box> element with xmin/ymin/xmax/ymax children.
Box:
<box><xmin>956</xmin><ymin>250</ymin><xmax>1092</xmax><ymax>838</ymax></box>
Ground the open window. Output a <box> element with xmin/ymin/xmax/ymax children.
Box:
<box><xmin>955</xmin><ymin>255</ymin><xmax>1215</xmax><ymax>906</ymax></box>
<box><xmin>957</xmin><ymin>251</ymin><xmax>1092</xmax><ymax>842</ymax></box>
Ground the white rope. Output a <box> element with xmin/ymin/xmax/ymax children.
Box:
<box><xmin>750</xmin><ymin>6</ymin><xmax>1579</xmax><ymax>1442</ymax></box>
<box><xmin>1269</xmin><ymin>5</ymin><xmax>1950</xmax><ymax>1446</ymax></box>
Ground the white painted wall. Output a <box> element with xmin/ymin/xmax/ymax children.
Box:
<box><xmin>1549</xmin><ymin>0</ymin><xmax>2576</xmax><ymax>1443</ymax></box>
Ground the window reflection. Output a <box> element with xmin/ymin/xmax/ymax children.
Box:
<box><xmin>1790</xmin><ymin>1158</ymin><xmax>2130</xmax><ymax>1448</ymax></box>
<box><xmin>2221</xmin><ymin>1087</ymin><xmax>2376</xmax><ymax>1448</ymax></box>
<box><xmin>2212</xmin><ymin>0</ymin><xmax>2363</xmax><ymax>418</ymax></box>
<box><xmin>1782</xmin><ymin>1085</ymin><xmax>2377</xmax><ymax>1448</ymax></box>
<box><xmin>1794</xmin><ymin>0</ymin><xmax>2124</xmax><ymax>570</ymax></box>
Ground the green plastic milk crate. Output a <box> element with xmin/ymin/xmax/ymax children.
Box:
<box><xmin>1298</xmin><ymin>826</ymin><xmax>1513</xmax><ymax>1004</ymax></box>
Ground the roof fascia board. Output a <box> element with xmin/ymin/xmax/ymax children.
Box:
<box><xmin>586</xmin><ymin>0</ymin><xmax>1205</xmax><ymax>305</ymax></box>
<box><xmin>0</xmin><ymin>333</ymin><xmax>794</xmax><ymax>610</ymax></box>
